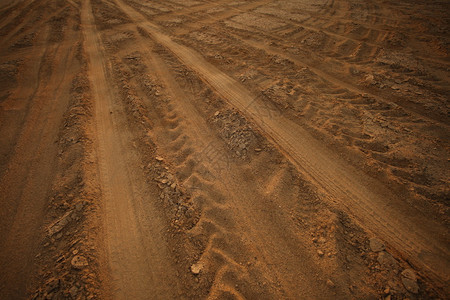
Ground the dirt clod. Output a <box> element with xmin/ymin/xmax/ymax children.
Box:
<box><xmin>71</xmin><ymin>255</ymin><xmax>88</xmax><ymax>270</ymax></box>
<box><xmin>369</xmin><ymin>237</ymin><xmax>385</xmax><ymax>252</ymax></box>
<box><xmin>190</xmin><ymin>263</ymin><xmax>203</xmax><ymax>275</ymax></box>
<box><xmin>401</xmin><ymin>269</ymin><xmax>419</xmax><ymax>294</ymax></box>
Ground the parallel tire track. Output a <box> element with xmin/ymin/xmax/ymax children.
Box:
<box><xmin>0</xmin><ymin>10</ymin><xmax>80</xmax><ymax>299</ymax></box>
<box><xmin>113</xmin><ymin>0</ymin><xmax>450</xmax><ymax>291</ymax></box>
<box><xmin>81</xmin><ymin>0</ymin><xmax>182</xmax><ymax>298</ymax></box>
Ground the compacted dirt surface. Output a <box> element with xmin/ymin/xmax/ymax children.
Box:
<box><xmin>0</xmin><ymin>0</ymin><xmax>449</xmax><ymax>299</ymax></box>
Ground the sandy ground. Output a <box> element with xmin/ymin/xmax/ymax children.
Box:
<box><xmin>0</xmin><ymin>0</ymin><xmax>448</xmax><ymax>299</ymax></box>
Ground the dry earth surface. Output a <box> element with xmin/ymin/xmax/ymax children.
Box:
<box><xmin>0</xmin><ymin>0</ymin><xmax>449</xmax><ymax>299</ymax></box>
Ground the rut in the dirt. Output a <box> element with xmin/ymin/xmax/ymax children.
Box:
<box><xmin>114</xmin><ymin>0</ymin><xmax>449</xmax><ymax>291</ymax></box>
<box><xmin>0</xmin><ymin>0</ymin><xmax>448</xmax><ymax>299</ymax></box>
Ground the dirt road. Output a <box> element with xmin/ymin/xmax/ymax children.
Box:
<box><xmin>0</xmin><ymin>0</ymin><xmax>448</xmax><ymax>299</ymax></box>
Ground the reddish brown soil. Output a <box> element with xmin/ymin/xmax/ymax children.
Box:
<box><xmin>0</xmin><ymin>0</ymin><xmax>448</xmax><ymax>299</ymax></box>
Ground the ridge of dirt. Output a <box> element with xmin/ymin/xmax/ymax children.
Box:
<box><xmin>30</xmin><ymin>42</ymin><xmax>103</xmax><ymax>300</ymax></box>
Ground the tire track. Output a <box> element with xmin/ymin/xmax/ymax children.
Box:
<box><xmin>117</xmin><ymin>43</ymin><xmax>276</xmax><ymax>298</ymax></box>
<box><xmin>169</xmin><ymin>0</ymin><xmax>273</xmax><ymax>36</ymax></box>
<box><xmin>81</xmin><ymin>0</ymin><xmax>182</xmax><ymax>298</ymax></box>
<box><xmin>256</xmin><ymin>3</ymin><xmax>450</xmax><ymax>66</ymax></box>
<box><xmin>148</xmin><ymin>0</ymin><xmax>232</xmax><ymax>21</ymax></box>
<box><xmin>175</xmin><ymin>3</ymin><xmax>449</xmax><ymax>237</ymax></box>
<box><xmin>144</xmin><ymin>55</ymin><xmax>265</xmax><ymax>299</ymax></box>
<box><xmin>174</xmin><ymin>21</ymin><xmax>446</xmax><ymax>202</ymax></box>
<box><xmin>0</xmin><ymin>0</ymin><xmax>42</xmax><ymax>35</ymax></box>
<box><xmin>0</xmin><ymin>25</ymin><xmax>49</xmax><ymax>174</ymax></box>
<box><xmin>107</xmin><ymin>21</ymin><xmax>353</xmax><ymax>296</ymax></box>
<box><xmin>0</xmin><ymin>13</ymin><xmax>80</xmax><ymax>299</ymax></box>
<box><xmin>113</xmin><ymin>0</ymin><xmax>450</xmax><ymax>291</ymax></box>
<box><xmin>235</xmin><ymin>31</ymin><xmax>449</xmax><ymax>125</ymax></box>
<box><xmin>1</xmin><ymin>4</ymin><xmax>70</xmax><ymax>49</ymax></box>
<box><xmin>218</xmin><ymin>22</ymin><xmax>449</xmax><ymax>125</ymax></box>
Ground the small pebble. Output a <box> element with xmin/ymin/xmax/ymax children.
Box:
<box><xmin>401</xmin><ymin>269</ymin><xmax>419</xmax><ymax>294</ymax></box>
<box><xmin>190</xmin><ymin>262</ymin><xmax>203</xmax><ymax>275</ymax></box>
<box><xmin>326</xmin><ymin>279</ymin><xmax>335</xmax><ymax>288</ymax></box>
<box><xmin>369</xmin><ymin>237</ymin><xmax>385</xmax><ymax>252</ymax></box>
<box><xmin>71</xmin><ymin>255</ymin><xmax>88</xmax><ymax>269</ymax></box>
